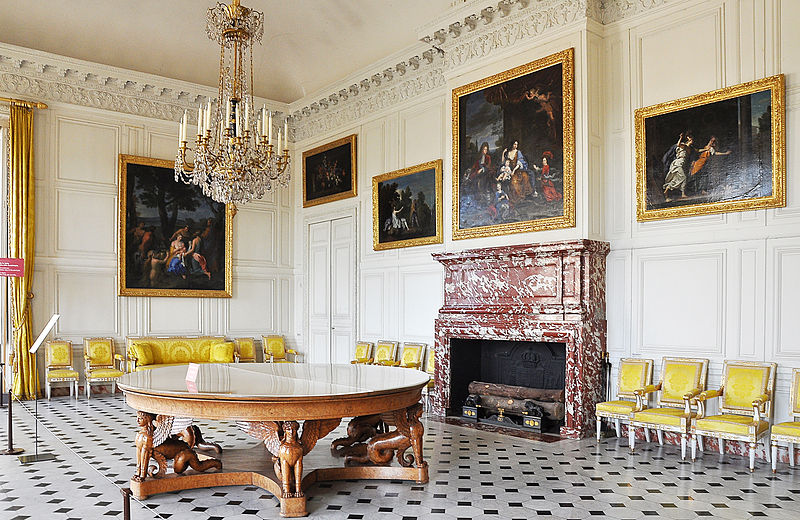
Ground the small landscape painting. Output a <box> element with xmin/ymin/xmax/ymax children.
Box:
<box><xmin>373</xmin><ymin>159</ymin><xmax>443</xmax><ymax>250</ymax></box>
<box><xmin>303</xmin><ymin>134</ymin><xmax>357</xmax><ymax>207</ymax></box>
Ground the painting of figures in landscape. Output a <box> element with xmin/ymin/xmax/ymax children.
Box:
<box><xmin>636</xmin><ymin>75</ymin><xmax>785</xmax><ymax>221</ymax></box>
<box><xmin>373</xmin><ymin>160</ymin><xmax>442</xmax><ymax>250</ymax></box>
<box><xmin>118</xmin><ymin>155</ymin><xmax>232</xmax><ymax>297</ymax></box>
<box><xmin>452</xmin><ymin>48</ymin><xmax>575</xmax><ymax>239</ymax></box>
<box><xmin>303</xmin><ymin>134</ymin><xmax>357</xmax><ymax>207</ymax></box>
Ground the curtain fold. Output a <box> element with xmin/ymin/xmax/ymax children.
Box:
<box><xmin>8</xmin><ymin>103</ymin><xmax>38</xmax><ymax>400</ymax></box>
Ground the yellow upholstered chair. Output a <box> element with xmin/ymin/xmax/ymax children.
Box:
<box><xmin>628</xmin><ymin>357</ymin><xmax>709</xmax><ymax>458</ymax></box>
<box><xmin>45</xmin><ymin>340</ymin><xmax>79</xmax><ymax>400</ymax></box>
<box><xmin>83</xmin><ymin>337</ymin><xmax>125</xmax><ymax>399</ymax></box>
<box><xmin>396</xmin><ymin>342</ymin><xmax>426</xmax><ymax>369</ymax></box>
<box><xmin>350</xmin><ymin>341</ymin><xmax>374</xmax><ymax>364</ymax></box>
<box><xmin>595</xmin><ymin>358</ymin><xmax>653</xmax><ymax>441</ymax></box>
<box><xmin>770</xmin><ymin>368</ymin><xmax>800</xmax><ymax>472</ymax></box>
<box><xmin>371</xmin><ymin>340</ymin><xmax>399</xmax><ymax>366</ymax></box>
<box><xmin>424</xmin><ymin>346</ymin><xmax>436</xmax><ymax>410</ymax></box>
<box><xmin>262</xmin><ymin>335</ymin><xmax>301</xmax><ymax>363</ymax></box>
<box><xmin>234</xmin><ymin>338</ymin><xmax>257</xmax><ymax>363</ymax></box>
<box><xmin>690</xmin><ymin>360</ymin><xmax>777</xmax><ymax>471</ymax></box>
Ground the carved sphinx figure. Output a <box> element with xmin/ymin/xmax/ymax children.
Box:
<box><xmin>237</xmin><ymin>417</ymin><xmax>341</xmax><ymax>498</ymax></box>
<box><xmin>133</xmin><ymin>411</ymin><xmax>222</xmax><ymax>480</ymax></box>
<box><xmin>344</xmin><ymin>403</ymin><xmax>426</xmax><ymax>469</ymax></box>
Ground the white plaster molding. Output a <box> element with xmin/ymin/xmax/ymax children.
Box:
<box><xmin>0</xmin><ymin>42</ymin><xmax>289</xmax><ymax>126</ymax></box>
<box><xmin>599</xmin><ymin>0</ymin><xmax>673</xmax><ymax>24</ymax></box>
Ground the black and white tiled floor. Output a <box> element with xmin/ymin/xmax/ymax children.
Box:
<box><xmin>1</xmin><ymin>394</ymin><xmax>799</xmax><ymax>519</ymax></box>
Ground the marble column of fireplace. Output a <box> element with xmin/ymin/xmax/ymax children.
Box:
<box><xmin>432</xmin><ymin>240</ymin><xmax>610</xmax><ymax>439</ymax></box>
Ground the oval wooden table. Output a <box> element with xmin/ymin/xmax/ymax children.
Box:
<box><xmin>118</xmin><ymin>363</ymin><xmax>430</xmax><ymax>517</ymax></box>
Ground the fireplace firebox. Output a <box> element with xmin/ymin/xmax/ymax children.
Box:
<box><xmin>432</xmin><ymin>240</ymin><xmax>609</xmax><ymax>439</ymax></box>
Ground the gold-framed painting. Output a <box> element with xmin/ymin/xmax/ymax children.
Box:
<box><xmin>373</xmin><ymin>159</ymin><xmax>443</xmax><ymax>251</ymax></box>
<box><xmin>636</xmin><ymin>74</ymin><xmax>785</xmax><ymax>221</ymax></box>
<box><xmin>302</xmin><ymin>134</ymin><xmax>357</xmax><ymax>207</ymax></box>
<box><xmin>118</xmin><ymin>154</ymin><xmax>233</xmax><ymax>298</ymax></box>
<box><xmin>452</xmin><ymin>48</ymin><xmax>575</xmax><ymax>240</ymax></box>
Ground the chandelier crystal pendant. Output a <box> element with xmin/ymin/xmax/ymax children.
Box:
<box><xmin>175</xmin><ymin>0</ymin><xmax>290</xmax><ymax>205</ymax></box>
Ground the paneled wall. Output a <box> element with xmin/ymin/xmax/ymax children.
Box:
<box><xmin>604</xmin><ymin>0</ymin><xmax>800</xmax><ymax>424</ymax></box>
<box><xmin>292</xmin><ymin>0</ymin><xmax>800</xmax><ymax>424</ymax></box>
<box><xmin>3</xmin><ymin>102</ymin><xmax>293</xmax><ymax>375</ymax></box>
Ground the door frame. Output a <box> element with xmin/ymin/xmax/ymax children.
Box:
<box><xmin>302</xmin><ymin>206</ymin><xmax>359</xmax><ymax>363</ymax></box>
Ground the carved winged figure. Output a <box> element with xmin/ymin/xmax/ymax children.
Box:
<box><xmin>237</xmin><ymin>418</ymin><xmax>340</xmax><ymax>498</ymax></box>
<box><xmin>331</xmin><ymin>414</ymin><xmax>383</xmax><ymax>456</ymax></box>
<box><xmin>133</xmin><ymin>412</ymin><xmax>222</xmax><ymax>481</ymax></box>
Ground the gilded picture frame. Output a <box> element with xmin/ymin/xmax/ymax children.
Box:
<box><xmin>118</xmin><ymin>154</ymin><xmax>233</xmax><ymax>298</ymax></box>
<box><xmin>636</xmin><ymin>74</ymin><xmax>785</xmax><ymax>221</ymax></box>
<box><xmin>372</xmin><ymin>159</ymin><xmax>443</xmax><ymax>251</ymax></box>
<box><xmin>302</xmin><ymin>134</ymin><xmax>357</xmax><ymax>208</ymax></box>
<box><xmin>452</xmin><ymin>48</ymin><xmax>575</xmax><ymax>240</ymax></box>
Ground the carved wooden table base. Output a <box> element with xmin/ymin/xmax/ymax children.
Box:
<box><xmin>129</xmin><ymin>403</ymin><xmax>428</xmax><ymax>518</ymax></box>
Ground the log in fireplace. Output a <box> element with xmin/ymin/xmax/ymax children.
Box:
<box><xmin>432</xmin><ymin>240</ymin><xmax>609</xmax><ymax>439</ymax></box>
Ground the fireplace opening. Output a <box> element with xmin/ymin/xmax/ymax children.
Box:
<box><xmin>449</xmin><ymin>339</ymin><xmax>566</xmax><ymax>433</ymax></box>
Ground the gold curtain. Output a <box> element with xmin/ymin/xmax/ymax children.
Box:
<box><xmin>8</xmin><ymin>103</ymin><xmax>38</xmax><ymax>399</ymax></box>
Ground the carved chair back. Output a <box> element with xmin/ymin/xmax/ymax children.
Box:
<box><xmin>399</xmin><ymin>343</ymin><xmax>426</xmax><ymax>368</ymax></box>
<box><xmin>46</xmin><ymin>340</ymin><xmax>73</xmax><ymax>368</ymax></box>
<box><xmin>353</xmin><ymin>341</ymin><xmax>373</xmax><ymax>363</ymax></box>
<box><xmin>616</xmin><ymin>358</ymin><xmax>653</xmax><ymax>399</ymax></box>
<box><xmin>719</xmin><ymin>360</ymin><xmax>777</xmax><ymax>421</ymax></box>
<box><xmin>84</xmin><ymin>338</ymin><xmax>115</xmax><ymax>368</ymax></box>
<box><xmin>374</xmin><ymin>340</ymin><xmax>398</xmax><ymax>365</ymax></box>
<box><xmin>235</xmin><ymin>338</ymin><xmax>256</xmax><ymax>362</ymax></box>
<box><xmin>657</xmin><ymin>357</ymin><xmax>709</xmax><ymax>408</ymax></box>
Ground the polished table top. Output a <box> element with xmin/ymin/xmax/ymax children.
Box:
<box><xmin>118</xmin><ymin>364</ymin><xmax>430</xmax><ymax>420</ymax></box>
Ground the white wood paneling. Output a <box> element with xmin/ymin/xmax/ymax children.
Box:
<box><xmin>234</xmin><ymin>208</ymin><xmax>276</xmax><ymax>264</ymax></box>
<box><xmin>55</xmin><ymin>188</ymin><xmax>116</xmax><ymax>255</ymax></box>
<box><xmin>146</xmin><ymin>298</ymin><xmax>202</xmax><ymax>335</ymax></box>
<box><xmin>57</xmin><ymin>118</ymin><xmax>118</xmax><ymax>185</ymax></box>
<box><xmin>637</xmin><ymin>250</ymin><xmax>725</xmax><ymax>355</ymax></box>
<box><xmin>227</xmin><ymin>277</ymin><xmax>274</xmax><ymax>334</ymax></box>
<box><xmin>398</xmin><ymin>267</ymin><xmax>441</xmax><ymax>341</ymax></box>
<box><xmin>55</xmin><ymin>269</ymin><xmax>118</xmax><ymax>336</ymax></box>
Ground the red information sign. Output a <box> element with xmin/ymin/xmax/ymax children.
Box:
<box><xmin>0</xmin><ymin>258</ymin><xmax>24</xmax><ymax>278</ymax></box>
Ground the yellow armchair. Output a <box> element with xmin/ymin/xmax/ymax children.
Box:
<box><xmin>690</xmin><ymin>360</ymin><xmax>777</xmax><ymax>471</ymax></box>
<box><xmin>371</xmin><ymin>340</ymin><xmax>399</xmax><ymax>366</ymax></box>
<box><xmin>44</xmin><ymin>339</ymin><xmax>79</xmax><ymax>400</ymax></box>
<box><xmin>595</xmin><ymin>358</ymin><xmax>653</xmax><ymax>441</ymax></box>
<box><xmin>770</xmin><ymin>368</ymin><xmax>800</xmax><ymax>472</ymax></box>
<box><xmin>350</xmin><ymin>341</ymin><xmax>374</xmax><ymax>364</ymax></box>
<box><xmin>262</xmin><ymin>335</ymin><xmax>302</xmax><ymax>363</ymax></box>
<box><xmin>83</xmin><ymin>337</ymin><xmax>125</xmax><ymax>399</ymax></box>
<box><xmin>397</xmin><ymin>342</ymin><xmax>426</xmax><ymax>369</ymax></box>
<box><xmin>424</xmin><ymin>346</ymin><xmax>436</xmax><ymax>411</ymax></box>
<box><xmin>628</xmin><ymin>357</ymin><xmax>709</xmax><ymax>459</ymax></box>
<box><xmin>234</xmin><ymin>338</ymin><xmax>257</xmax><ymax>363</ymax></box>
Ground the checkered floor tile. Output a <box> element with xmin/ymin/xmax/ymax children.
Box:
<box><xmin>0</xmin><ymin>394</ymin><xmax>799</xmax><ymax>519</ymax></box>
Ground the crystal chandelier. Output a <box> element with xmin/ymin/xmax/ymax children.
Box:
<box><xmin>175</xmin><ymin>0</ymin><xmax>290</xmax><ymax>205</ymax></box>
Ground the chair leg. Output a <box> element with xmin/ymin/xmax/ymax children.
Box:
<box><xmin>680</xmin><ymin>434</ymin><xmax>687</xmax><ymax>460</ymax></box>
<box><xmin>697</xmin><ymin>435</ymin><xmax>704</xmax><ymax>452</ymax></box>
<box><xmin>749</xmin><ymin>442</ymin><xmax>756</xmax><ymax>472</ymax></box>
<box><xmin>765</xmin><ymin>436</ymin><xmax>771</xmax><ymax>463</ymax></box>
<box><xmin>691</xmin><ymin>435</ymin><xmax>697</xmax><ymax>461</ymax></box>
<box><xmin>596</xmin><ymin>418</ymin><xmax>602</xmax><ymax>442</ymax></box>
<box><xmin>657</xmin><ymin>429</ymin><xmax>664</xmax><ymax>446</ymax></box>
<box><xmin>718</xmin><ymin>438</ymin><xmax>724</xmax><ymax>455</ymax></box>
<box><xmin>772</xmin><ymin>442</ymin><xmax>778</xmax><ymax>473</ymax></box>
<box><xmin>790</xmin><ymin>442</ymin><xmax>796</xmax><ymax>467</ymax></box>
<box><xmin>86</xmin><ymin>381</ymin><xmax>90</xmax><ymax>400</ymax></box>
<box><xmin>628</xmin><ymin>425</ymin><xmax>635</xmax><ymax>452</ymax></box>
<box><xmin>614</xmin><ymin>418</ymin><xmax>621</xmax><ymax>438</ymax></box>
<box><xmin>112</xmin><ymin>381</ymin><xmax>116</xmax><ymax>395</ymax></box>
<box><xmin>46</xmin><ymin>382</ymin><xmax>51</xmax><ymax>400</ymax></box>
<box><xmin>644</xmin><ymin>428</ymin><xmax>651</xmax><ymax>443</ymax></box>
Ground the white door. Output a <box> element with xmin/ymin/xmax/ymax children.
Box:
<box><xmin>306</xmin><ymin>216</ymin><xmax>355</xmax><ymax>364</ymax></box>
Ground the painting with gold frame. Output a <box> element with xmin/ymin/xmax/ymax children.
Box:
<box><xmin>118</xmin><ymin>154</ymin><xmax>232</xmax><ymax>298</ymax></box>
<box><xmin>636</xmin><ymin>74</ymin><xmax>785</xmax><ymax>221</ymax></box>
<box><xmin>302</xmin><ymin>134</ymin><xmax>357</xmax><ymax>207</ymax></box>
<box><xmin>452</xmin><ymin>48</ymin><xmax>575</xmax><ymax>240</ymax></box>
<box><xmin>373</xmin><ymin>159</ymin><xmax>443</xmax><ymax>251</ymax></box>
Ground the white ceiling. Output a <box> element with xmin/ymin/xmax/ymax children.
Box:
<box><xmin>0</xmin><ymin>0</ymin><xmax>456</xmax><ymax>104</ymax></box>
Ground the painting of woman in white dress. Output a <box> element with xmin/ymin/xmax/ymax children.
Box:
<box><xmin>636</xmin><ymin>75</ymin><xmax>785</xmax><ymax>221</ymax></box>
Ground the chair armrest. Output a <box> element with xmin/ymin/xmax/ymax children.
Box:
<box><xmin>127</xmin><ymin>354</ymin><xmax>138</xmax><ymax>372</ymax></box>
<box><xmin>752</xmin><ymin>393</ymin><xmax>770</xmax><ymax>421</ymax></box>
<box><xmin>694</xmin><ymin>388</ymin><xmax>723</xmax><ymax>419</ymax></box>
<box><xmin>752</xmin><ymin>393</ymin><xmax>770</xmax><ymax>406</ymax></box>
<box><xmin>634</xmin><ymin>383</ymin><xmax>661</xmax><ymax>411</ymax></box>
<box><xmin>286</xmin><ymin>349</ymin><xmax>298</xmax><ymax>354</ymax></box>
<box><xmin>83</xmin><ymin>355</ymin><xmax>92</xmax><ymax>361</ymax></box>
<box><xmin>404</xmin><ymin>362</ymin><xmax>421</xmax><ymax>369</ymax></box>
<box><xmin>114</xmin><ymin>354</ymin><xmax>125</xmax><ymax>372</ymax></box>
<box><xmin>682</xmin><ymin>388</ymin><xmax>703</xmax><ymax>400</ymax></box>
<box><xmin>234</xmin><ymin>352</ymin><xmax>241</xmax><ymax>362</ymax></box>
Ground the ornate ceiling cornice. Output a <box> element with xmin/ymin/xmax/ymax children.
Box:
<box><xmin>0</xmin><ymin>42</ymin><xmax>289</xmax><ymax>127</ymax></box>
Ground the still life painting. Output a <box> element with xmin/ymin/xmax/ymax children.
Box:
<box><xmin>373</xmin><ymin>159</ymin><xmax>443</xmax><ymax>251</ymax></box>
<box><xmin>303</xmin><ymin>134</ymin><xmax>357</xmax><ymax>207</ymax></box>
<box><xmin>452</xmin><ymin>48</ymin><xmax>575</xmax><ymax>239</ymax></box>
<box><xmin>636</xmin><ymin>74</ymin><xmax>785</xmax><ymax>221</ymax></box>
<box><xmin>118</xmin><ymin>155</ymin><xmax>232</xmax><ymax>297</ymax></box>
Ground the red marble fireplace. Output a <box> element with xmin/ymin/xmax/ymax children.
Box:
<box><xmin>432</xmin><ymin>239</ymin><xmax>610</xmax><ymax>439</ymax></box>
